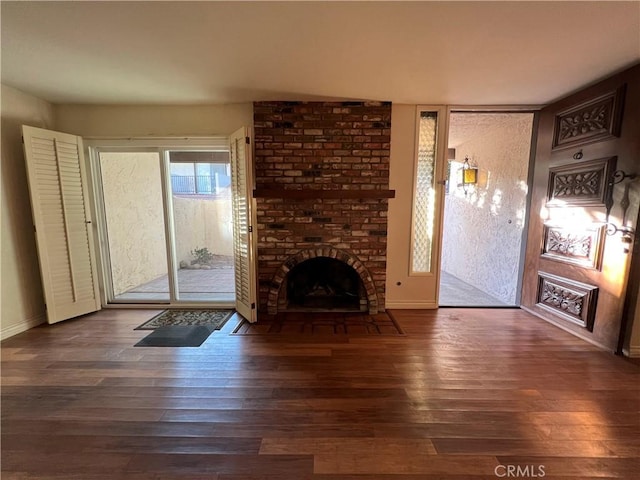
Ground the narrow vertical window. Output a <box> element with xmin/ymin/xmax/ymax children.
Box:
<box><xmin>411</xmin><ymin>111</ymin><xmax>438</xmax><ymax>273</ymax></box>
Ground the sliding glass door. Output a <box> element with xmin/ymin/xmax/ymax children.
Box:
<box><xmin>168</xmin><ymin>151</ymin><xmax>235</xmax><ymax>302</ymax></box>
<box><xmin>90</xmin><ymin>141</ymin><xmax>235</xmax><ymax>305</ymax></box>
<box><xmin>98</xmin><ymin>151</ymin><xmax>170</xmax><ymax>302</ymax></box>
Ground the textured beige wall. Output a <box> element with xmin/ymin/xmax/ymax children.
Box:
<box><xmin>99</xmin><ymin>152</ymin><xmax>168</xmax><ymax>296</ymax></box>
<box><xmin>441</xmin><ymin>113</ymin><xmax>533</xmax><ymax>304</ymax></box>
<box><xmin>1</xmin><ymin>84</ymin><xmax>55</xmax><ymax>339</ymax></box>
<box><xmin>55</xmin><ymin>103</ymin><xmax>253</xmax><ymax>137</ymax></box>
<box><xmin>173</xmin><ymin>195</ymin><xmax>233</xmax><ymax>266</ymax></box>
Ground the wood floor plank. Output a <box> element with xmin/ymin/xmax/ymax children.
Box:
<box><xmin>124</xmin><ymin>453</ymin><xmax>314</xmax><ymax>475</ymax></box>
<box><xmin>2</xmin><ymin>308</ymin><xmax>638</xmax><ymax>478</ymax></box>
<box><xmin>313</xmin><ymin>453</ymin><xmax>499</xmax><ymax>475</ymax></box>
<box><xmin>1</xmin><ymin>434</ymin><xmax>262</xmax><ymax>455</ymax></box>
<box><xmin>1</xmin><ymin>451</ymin><xmax>132</xmax><ymax>475</ymax></box>
<box><xmin>431</xmin><ymin>438</ymin><xmax>617</xmax><ymax>457</ymax></box>
<box><xmin>259</xmin><ymin>437</ymin><xmax>437</xmax><ymax>455</ymax></box>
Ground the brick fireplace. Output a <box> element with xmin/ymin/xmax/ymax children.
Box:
<box><xmin>253</xmin><ymin>101</ymin><xmax>393</xmax><ymax>315</ymax></box>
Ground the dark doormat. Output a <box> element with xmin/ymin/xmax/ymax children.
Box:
<box><xmin>135</xmin><ymin>309</ymin><xmax>234</xmax><ymax>330</ymax></box>
<box><xmin>134</xmin><ymin>325</ymin><xmax>215</xmax><ymax>347</ymax></box>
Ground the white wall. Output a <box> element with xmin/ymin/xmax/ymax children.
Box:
<box><xmin>55</xmin><ymin>103</ymin><xmax>253</xmax><ymax>137</ymax></box>
<box><xmin>386</xmin><ymin>104</ymin><xmax>446</xmax><ymax>308</ymax></box>
<box><xmin>1</xmin><ymin>85</ymin><xmax>55</xmax><ymax>339</ymax></box>
<box><xmin>441</xmin><ymin>113</ymin><xmax>533</xmax><ymax>304</ymax></box>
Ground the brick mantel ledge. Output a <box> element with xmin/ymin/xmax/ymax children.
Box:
<box><xmin>253</xmin><ymin>188</ymin><xmax>395</xmax><ymax>199</ymax></box>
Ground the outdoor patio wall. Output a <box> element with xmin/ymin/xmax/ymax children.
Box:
<box><xmin>441</xmin><ymin>113</ymin><xmax>533</xmax><ymax>304</ymax></box>
<box><xmin>101</xmin><ymin>154</ymin><xmax>233</xmax><ymax>295</ymax></box>
<box><xmin>100</xmin><ymin>152</ymin><xmax>168</xmax><ymax>295</ymax></box>
<box><xmin>173</xmin><ymin>196</ymin><xmax>233</xmax><ymax>265</ymax></box>
<box><xmin>1</xmin><ymin>84</ymin><xmax>55</xmax><ymax>339</ymax></box>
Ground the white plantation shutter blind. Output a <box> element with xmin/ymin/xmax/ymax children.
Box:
<box><xmin>230</xmin><ymin>127</ymin><xmax>257</xmax><ymax>322</ymax></box>
<box><xmin>22</xmin><ymin>126</ymin><xmax>100</xmax><ymax>324</ymax></box>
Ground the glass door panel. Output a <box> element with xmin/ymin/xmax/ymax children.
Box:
<box><xmin>168</xmin><ymin>151</ymin><xmax>235</xmax><ymax>302</ymax></box>
<box><xmin>99</xmin><ymin>152</ymin><xmax>170</xmax><ymax>302</ymax></box>
<box><xmin>411</xmin><ymin>111</ymin><xmax>439</xmax><ymax>273</ymax></box>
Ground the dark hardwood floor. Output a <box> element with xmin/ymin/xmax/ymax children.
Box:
<box><xmin>2</xmin><ymin>308</ymin><xmax>639</xmax><ymax>479</ymax></box>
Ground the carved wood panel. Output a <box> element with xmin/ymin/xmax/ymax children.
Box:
<box><xmin>546</xmin><ymin>157</ymin><xmax>616</xmax><ymax>206</ymax></box>
<box><xmin>541</xmin><ymin>224</ymin><xmax>605</xmax><ymax>270</ymax></box>
<box><xmin>536</xmin><ymin>272</ymin><xmax>598</xmax><ymax>330</ymax></box>
<box><xmin>522</xmin><ymin>65</ymin><xmax>639</xmax><ymax>352</ymax></box>
<box><xmin>552</xmin><ymin>87</ymin><xmax>625</xmax><ymax>150</ymax></box>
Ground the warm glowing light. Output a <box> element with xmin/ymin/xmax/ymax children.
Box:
<box><xmin>463</xmin><ymin>167</ymin><xmax>478</xmax><ymax>185</ymax></box>
<box><xmin>602</xmin><ymin>237</ymin><xmax>631</xmax><ymax>295</ymax></box>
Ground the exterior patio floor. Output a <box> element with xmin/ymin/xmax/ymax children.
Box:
<box><xmin>439</xmin><ymin>271</ymin><xmax>510</xmax><ymax>307</ymax></box>
<box><xmin>114</xmin><ymin>261</ymin><xmax>235</xmax><ymax>303</ymax></box>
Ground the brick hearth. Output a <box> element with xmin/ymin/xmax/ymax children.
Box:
<box><xmin>253</xmin><ymin>101</ymin><xmax>392</xmax><ymax>314</ymax></box>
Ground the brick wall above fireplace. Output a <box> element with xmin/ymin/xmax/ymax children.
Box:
<box><xmin>253</xmin><ymin>101</ymin><xmax>393</xmax><ymax>314</ymax></box>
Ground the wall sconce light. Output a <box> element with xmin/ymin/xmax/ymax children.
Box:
<box><xmin>460</xmin><ymin>156</ymin><xmax>478</xmax><ymax>195</ymax></box>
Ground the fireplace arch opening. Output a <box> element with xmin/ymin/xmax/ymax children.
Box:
<box><xmin>267</xmin><ymin>247</ymin><xmax>379</xmax><ymax>315</ymax></box>
<box><xmin>287</xmin><ymin>257</ymin><xmax>363</xmax><ymax>311</ymax></box>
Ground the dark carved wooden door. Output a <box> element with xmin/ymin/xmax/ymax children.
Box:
<box><xmin>521</xmin><ymin>64</ymin><xmax>640</xmax><ymax>352</ymax></box>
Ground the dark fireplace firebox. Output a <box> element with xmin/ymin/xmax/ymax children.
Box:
<box><xmin>286</xmin><ymin>257</ymin><xmax>364</xmax><ymax>311</ymax></box>
<box><xmin>266</xmin><ymin>247</ymin><xmax>380</xmax><ymax>315</ymax></box>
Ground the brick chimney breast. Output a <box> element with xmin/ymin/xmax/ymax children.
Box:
<box><xmin>253</xmin><ymin>101</ymin><xmax>392</xmax><ymax>314</ymax></box>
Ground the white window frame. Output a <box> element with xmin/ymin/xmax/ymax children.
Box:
<box><xmin>84</xmin><ymin>137</ymin><xmax>232</xmax><ymax>308</ymax></box>
<box><xmin>409</xmin><ymin>105</ymin><xmax>449</xmax><ymax>277</ymax></box>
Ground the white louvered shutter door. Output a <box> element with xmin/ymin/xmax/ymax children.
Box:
<box><xmin>230</xmin><ymin>127</ymin><xmax>257</xmax><ymax>322</ymax></box>
<box><xmin>22</xmin><ymin>126</ymin><xmax>101</xmax><ymax>324</ymax></box>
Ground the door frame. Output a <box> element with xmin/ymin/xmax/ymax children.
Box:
<box><xmin>84</xmin><ymin>137</ymin><xmax>234</xmax><ymax>308</ymax></box>
<box><xmin>439</xmin><ymin>106</ymin><xmax>541</xmax><ymax>307</ymax></box>
<box><xmin>386</xmin><ymin>104</ymin><xmax>541</xmax><ymax>310</ymax></box>
<box><xmin>408</xmin><ymin>105</ymin><xmax>449</xmax><ymax>306</ymax></box>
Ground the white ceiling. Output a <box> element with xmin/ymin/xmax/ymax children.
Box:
<box><xmin>2</xmin><ymin>1</ymin><xmax>639</xmax><ymax>106</ymax></box>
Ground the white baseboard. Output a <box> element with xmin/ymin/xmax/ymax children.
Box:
<box><xmin>1</xmin><ymin>313</ymin><xmax>46</xmax><ymax>340</ymax></box>
<box><xmin>385</xmin><ymin>301</ymin><xmax>438</xmax><ymax>309</ymax></box>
